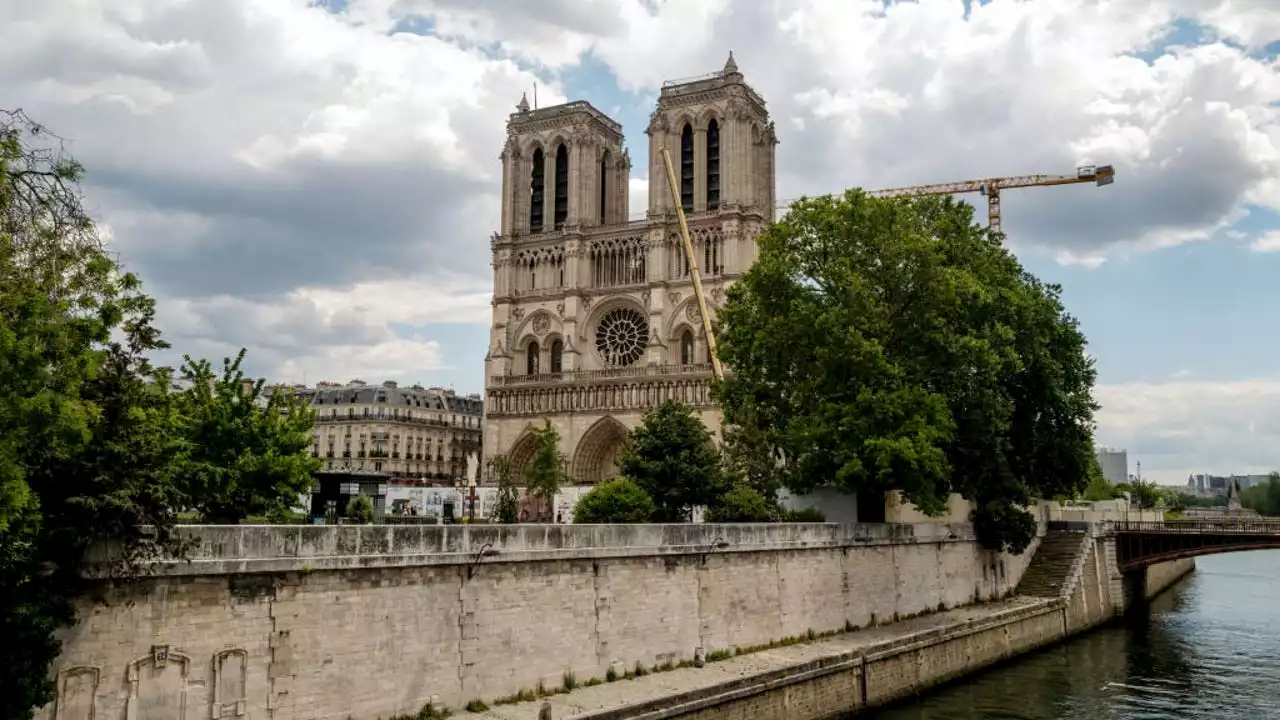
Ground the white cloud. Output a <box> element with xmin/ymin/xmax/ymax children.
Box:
<box><xmin>1055</xmin><ymin>250</ymin><xmax>1108</xmax><ymax>269</ymax></box>
<box><xmin>1096</xmin><ymin>378</ymin><xmax>1280</xmax><ymax>485</ymax></box>
<box><xmin>3</xmin><ymin>0</ymin><xmax>1278</xmax><ymax>409</ymax></box>
<box><xmin>1249</xmin><ymin>229</ymin><xmax>1280</xmax><ymax>253</ymax></box>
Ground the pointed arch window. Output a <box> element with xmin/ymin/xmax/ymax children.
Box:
<box><xmin>680</xmin><ymin>123</ymin><xmax>694</xmax><ymax>212</ymax></box>
<box><xmin>530</xmin><ymin>148</ymin><xmax>545</xmax><ymax>232</ymax></box>
<box><xmin>527</xmin><ymin>341</ymin><xmax>540</xmax><ymax>375</ymax></box>
<box><xmin>554</xmin><ymin>143</ymin><xmax>569</xmax><ymax>229</ymax></box>
<box><xmin>600</xmin><ymin>150</ymin><xmax>610</xmax><ymax>224</ymax></box>
<box><xmin>706</xmin><ymin>119</ymin><xmax>720</xmax><ymax>209</ymax></box>
<box><xmin>550</xmin><ymin>339</ymin><xmax>564</xmax><ymax>373</ymax></box>
<box><xmin>680</xmin><ymin>330</ymin><xmax>695</xmax><ymax>365</ymax></box>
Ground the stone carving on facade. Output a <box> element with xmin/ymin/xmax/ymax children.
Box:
<box><xmin>647</xmin><ymin>108</ymin><xmax>669</xmax><ymax>134</ymax></box>
<box><xmin>213</xmin><ymin>648</ymin><xmax>248</xmax><ymax>719</ymax></box>
<box><xmin>641</xmin><ymin>288</ymin><xmax>651</xmax><ymax>306</ymax></box>
<box><xmin>710</xmin><ymin>285</ymin><xmax>725</xmax><ymax>306</ymax></box>
<box><xmin>565</xmin><ymin>238</ymin><xmax>583</xmax><ymax>258</ymax></box>
<box><xmin>54</xmin><ymin>665</ymin><xmax>101</xmax><ymax>720</ymax></box>
<box><xmin>126</xmin><ymin>646</ymin><xmax>193</xmax><ymax>720</ymax></box>
<box><xmin>531</xmin><ymin>313</ymin><xmax>551</xmax><ymax>336</ymax></box>
<box><xmin>511</xmin><ymin>306</ymin><xmax>525</xmax><ymax>321</ymax></box>
<box><xmin>581</xmin><ymin>295</ymin><xmax>593</xmax><ymax>310</ymax></box>
<box><xmin>685</xmin><ymin>303</ymin><xmax>701</xmax><ymax>324</ymax></box>
<box><xmin>668</xmin><ymin>291</ymin><xmax>682</xmax><ymax>306</ymax></box>
<box><xmin>555</xmin><ymin>302</ymin><xmax>566</xmax><ymax>318</ymax></box>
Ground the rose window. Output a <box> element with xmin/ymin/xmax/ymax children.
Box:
<box><xmin>595</xmin><ymin>308</ymin><xmax>648</xmax><ymax>366</ymax></box>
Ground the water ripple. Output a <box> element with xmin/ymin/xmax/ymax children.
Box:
<box><xmin>862</xmin><ymin>550</ymin><xmax>1280</xmax><ymax>720</ymax></box>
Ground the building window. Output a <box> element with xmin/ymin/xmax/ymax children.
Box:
<box><xmin>680</xmin><ymin>123</ymin><xmax>694</xmax><ymax>212</ymax></box>
<box><xmin>600</xmin><ymin>150</ymin><xmax>609</xmax><ymax>224</ymax></box>
<box><xmin>595</xmin><ymin>308</ymin><xmax>648</xmax><ymax>367</ymax></box>
<box><xmin>527</xmin><ymin>341</ymin><xmax>540</xmax><ymax>375</ymax></box>
<box><xmin>530</xmin><ymin>147</ymin><xmax>545</xmax><ymax>232</ymax></box>
<box><xmin>554</xmin><ymin>143</ymin><xmax>569</xmax><ymax>229</ymax></box>
<box><xmin>706</xmin><ymin>119</ymin><xmax>720</xmax><ymax>209</ymax></box>
<box><xmin>550</xmin><ymin>339</ymin><xmax>563</xmax><ymax>373</ymax></box>
<box><xmin>680</xmin><ymin>330</ymin><xmax>695</xmax><ymax>365</ymax></box>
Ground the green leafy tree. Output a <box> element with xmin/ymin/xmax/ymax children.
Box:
<box><xmin>526</xmin><ymin>421</ymin><xmax>565</xmax><ymax>521</ymax></box>
<box><xmin>619</xmin><ymin>400</ymin><xmax>726</xmax><ymax>522</ymax></box>
<box><xmin>714</xmin><ymin>191</ymin><xmax>1097</xmax><ymax>553</ymax></box>
<box><xmin>705</xmin><ymin>484</ymin><xmax>778</xmax><ymax>523</ymax></box>
<box><xmin>1115</xmin><ymin>479</ymin><xmax>1160</xmax><ymax>509</ymax></box>
<box><xmin>345</xmin><ymin>494</ymin><xmax>374</xmax><ymax>524</ymax></box>
<box><xmin>1081</xmin><ymin>455</ymin><xmax>1120</xmax><ymax>502</ymax></box>
<box><xmin>489</xmin><ymin>454</ymin><xmax>520</xmax><ymax>524</ymax></box>
<box><xmin>0</xmin><ymin>109</ymin><xmax>189</xmax><ymax>718</ymax></box>
<box><xmin>1240</xmin><ymin>473</ymin><xmax>1280</xmax><ymax>517</ymax></box>
<box><xmin>720</xmin><ymin>403</ymin><xmax>784</xmax><ymax>502</ymax></box>
<box><xmin>572</xmin><ymin>478</ymin><xmax>656</xmax><ymax>524</ymax></box>
<box><xmin>175</xmin><ymin>349</ymin><xmax>322</xmax><ymax>524</ymax></box>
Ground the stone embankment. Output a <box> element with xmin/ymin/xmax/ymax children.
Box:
<box><xmin>36</xmin><ymin>517</ymin><xmax>1192</xmax><ymax>720</ymax></box>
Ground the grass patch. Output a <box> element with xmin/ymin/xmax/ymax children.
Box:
<box><xmin>606</xmin><ymin>666</ymin><xmax>619</xmax><ymax>682</ymax></box>
<box><xmin>562</xmin><ymin>670</ymin><xmax>577</xmax><ymax>691</ymax></box>
<box><xmin>464</xmin><ymin>700</ymin><xmax>488</xmax><ymax>713</ymax></box>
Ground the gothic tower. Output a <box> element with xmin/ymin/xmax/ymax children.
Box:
<box><xmin>646</xmin><ymin>52</ymin><xmax>778</xmax><ymax>224</ymax></box>
<box><xmin>484</xmin><ymin>55</ymin><xmax>777</xmax><ymax>491</ymax></box>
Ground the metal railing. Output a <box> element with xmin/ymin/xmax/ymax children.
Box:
<box><xmin>1111</xmin><ymin>520</ymin><xmax>1280</xmax><ymax>534</ymax></box>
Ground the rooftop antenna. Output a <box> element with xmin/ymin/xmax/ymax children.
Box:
<box><xmin>533</xmin><ymin>82</ymin><xmax>538</xmax><ymax>109</ymax></box>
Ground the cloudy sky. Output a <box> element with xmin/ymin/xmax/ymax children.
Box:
<box><xmin>3</xmin><ymin>0</ymin><xmax>1278</xmax><ymax>485</ymax></box>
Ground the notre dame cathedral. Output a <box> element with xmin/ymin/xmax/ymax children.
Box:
<box><xmin>483</xmin><ymin>53</ymin><xmax>778</xmax><ymax>484</ymax></box>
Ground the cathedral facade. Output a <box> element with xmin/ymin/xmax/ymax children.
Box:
<box><xmin>483</xmin><ymin>54</ymin><xmax>778</xmax><ymax>484</ymax></box>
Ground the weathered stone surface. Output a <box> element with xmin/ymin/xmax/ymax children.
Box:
<box><xmin>38</xmin><ymin>522</ymin><xmax>1037</xmax><ymax>720</ymax></box>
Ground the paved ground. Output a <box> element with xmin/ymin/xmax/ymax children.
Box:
<box><xmin>454</xmin><ymin>597</ymin><xmax>1045</xmax><ymax>719</ymax></box>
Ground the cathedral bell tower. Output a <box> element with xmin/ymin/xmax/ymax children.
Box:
<box><xmin>488</xmin><ymin>97</ymin><xmax>631</xmax><ymax>382</ymax></box>
<box><xmin>646</xmin><ymin>52</ymin><xmax>778</xmax><ymax>220</ymax></box>
<box><xmin>498</xmin><ymin>96</ymin><xmax>631</xmax><ymax>238</ymax></box>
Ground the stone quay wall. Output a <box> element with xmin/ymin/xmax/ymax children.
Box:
<box><xmin>548</xmin><ymin>532</ymin><xmax>1196</xmax><ymax>720</ymax></box>
<box><xmin>38</xmin><ymin>522</ymin><xmax>1043</xmax><ymax>720</ymax></box>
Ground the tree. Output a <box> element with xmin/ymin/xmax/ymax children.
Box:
<box><xmin>619</xmin><ymin>400</ymin><xmax>726</xmax><ymax>522</ymax></box>
<box><xmin>1115</xmin><ymin>479</ymin><xmax>1160</xmax><ymax>509</ymax></box>
<box><xmin>175</xmin><ymin>349</ymin><xmax>322</xmax><ymax>524</ymax></box>
<box><xmin>345</xmin><ymin>494</ymin><xmax>374</xmax><ymax>524</ymax></box>
<box><xmin>1240</xmin><ymin>473</ymin><xmax>1280</xmax><ymax>517</ymax></box>
<box><xmin>572</xmin><ymin>479</ymin><xmax>656</xmax><ymax>524</ymax></box>
<box><xmin>720</xmin><ymin>403</ymin><xmax>784</xmax><ymax>502</ymax></box>
<box><xmin>705</xmin><ymin>484</ymin><xmax>778</xmax><ymax>523</ymax></box>
<box><xmin>1081</xmin><ymin>455</ymin><xmax>1121</xmax><ymax>502</ymax></box>
<box><xmin>489</xmin><ymin>454</ymin><xmax>520</xmax><ymax>524</ymax></box>
<box><xmin>526</xmin><ymin>421</ymin><xmax>565</xmax><ymax>521</ymax></box>
<box><xmin>0</xmin><ymin>109</ymin><xmax>190</xmax><ymax>718</ymax></box>
<box><xmin>714</xmin><ymin>191</ymin><xmax>1097</xmax><ymax>553</ymax></box>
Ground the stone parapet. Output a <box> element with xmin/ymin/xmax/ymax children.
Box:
<box><xmin>95</xmin><ymin>522</ymin><xmax>978</xmax><ymax>577</ymax></box>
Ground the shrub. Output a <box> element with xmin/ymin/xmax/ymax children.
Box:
<box><xmin>345</xmin><ymin>493</ymin><xmax>374</xmax><ymax>524</ymax></box>
<box><xmin>782</xmin><ymin>506</ymin><xmax>827</xmax><ymax>522</ymax></box>
<box><xmin>705</xmin><ymin>484</ymin><xmax>778</xmax><ymax>523</ymax></box>
<box><xmin>573</xmin><ymin>478</ymin><xmax>656</xmax><ymax>524</ymax></box>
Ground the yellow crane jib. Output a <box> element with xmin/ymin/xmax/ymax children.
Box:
<box><xmin>777</xmin><ymin>164</ymin><xmax>1117</xmax><ymax>234</ymax></box>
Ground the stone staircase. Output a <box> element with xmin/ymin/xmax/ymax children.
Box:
<box><xmin>1016</xmin><ymin>531</ymin><xmax>1088</xmax><ymax>598</ymax></box>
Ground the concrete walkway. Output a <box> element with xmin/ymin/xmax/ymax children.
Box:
<box><xmin>455</xmin><ymin>597</ymin><xmax>1047</xmax><ymax>719</ymax></box>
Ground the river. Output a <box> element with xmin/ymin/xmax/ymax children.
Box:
<box><xmin>864</xmin><ymin>550</ymin><xmax>1280</xmax><ymax>720</ymax></box>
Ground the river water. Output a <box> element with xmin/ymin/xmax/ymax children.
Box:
<box><xmin>865</xmin><ymin>550</ymin><xmax>1280</xmax><ymax>720</ymax></box>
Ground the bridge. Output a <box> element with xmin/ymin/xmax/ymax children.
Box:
<box><xmin>1110</xmin><ymin>520</ymin><xmax>1280</xmax><ymax>570</ymax></box>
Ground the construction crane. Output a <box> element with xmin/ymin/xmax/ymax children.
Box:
<box><xmin>778</xmin><ymin>164</ymin><xmax>1116</xmax><ymax>234</ymax></box>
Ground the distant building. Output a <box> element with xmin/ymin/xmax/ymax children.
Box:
<box><xmin>1186</xmin><ymin>473</ymin><xmax>1270</xmax><ymax>495</ymax></box>
<box><xmin>1095</xmin><ymin>447</ymin><xmax>1128</xmax><ymax>487</ymax></box>
<box><xmin>285</xmin><ymin>380</ymin><xmax>483</xmax><ymax>482</ymax></box>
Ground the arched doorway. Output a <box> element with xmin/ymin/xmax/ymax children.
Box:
<box><xmin>507</xmin><ymin>430</ymin><xmax>537</xmax><ymax>484</ymax></box>
<box><xmin>572</xmin><ymin>416</ymin><xmax>631</xmax><ymax>484</ymax></box>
